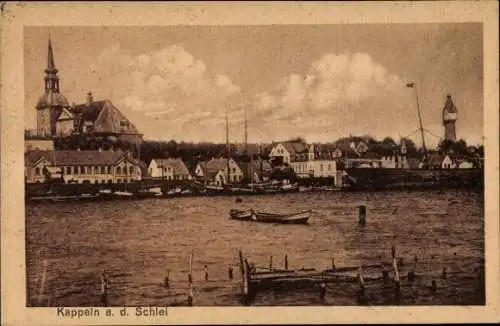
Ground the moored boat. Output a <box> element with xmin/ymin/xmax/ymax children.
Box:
<box><xmin>229</xmin><ymin>209</ymin><xmax>311</xmax><ymax>224</ymax></box>
<box><xmin>254</xmin><ymin>210</ymin><xmax>311</xmax><ymax>224</ymax></box>
<box><xmin>229</xmin><ymin>209</ymin><xmax>257</xmax><ymax>221</ymax></box>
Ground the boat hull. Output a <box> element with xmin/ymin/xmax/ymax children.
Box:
<box><xmin>229</xmin><ymin>209</ymin><xmax>311</xmax><ymax>224</ymax></box>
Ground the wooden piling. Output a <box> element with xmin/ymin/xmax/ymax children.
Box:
<box><xmin>187</xmin><ymin>252</ymin><xmax>194</xmax><ymax>306</ymax></box>
<box><xmin>331</xmin><ymin>257</ymin><xmax>336</xmax><ymax>271</ymax></box>
<box><xmin>228</xmin><ymin>266</ymin><xmax>234</xmax><ymax>280</ymax></box>
<box><xmin>359</xmin><ymin>205</ymin><xmax>366</xmax><ymax>225</ymax></box>
<box><xmin>442</xmin><ymin>267</ymin><xmax>447</xmax><ymax>279</ymax></box>
<box><xmin>164</xmin><ymin>269</ymin><xmax>170</xmax><ymax>288</ymax></box>
<box><xmin>188</xmin><ymin>251</ymin><xmax>193</xmax><ymax>283</ymax></box>
<box><xmin>392</xmin><ymin>258</ymin><xmax>401</xmax><ymax>301</ymax></box>
<box><xmin>38</xmin><ymin>258</ymin><xmax>48</xmax><ymax>306</ymax></box>
<box><xmin>269</xmin><ymin>256</ymin><xmax>273</xmax><ymax>272</ymax></box>
<box><xmin>204</xmin><ymin>265</ymin><xmax>208</xmax><ymax>281</ymax></box>
<box><xmin>357</xmin><ymin>266</ymin><xmax>367</xmax><ymax>304</ymax></box>
<box><xmin>285</xmin><ymin>254</ymin><xmax>288</xmax><ymax>271</ymax></box>
<box><xmin>100</xmin><ymin>270</ymin><xmax>108</xmax><ymax>307</ymax></box>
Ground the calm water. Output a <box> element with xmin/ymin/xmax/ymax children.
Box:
<box><xmin>26</xmin><ymin>189</ymin><xmax>485</xmax><ymax>306</ymax></box>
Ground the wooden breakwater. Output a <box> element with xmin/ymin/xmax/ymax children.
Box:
<box><xmin>237</xmin><ymin>247</ymin><xmax>485</xmax><ymax>306</ymax></box>
<box><xmin>30</xmin><ymin>245</ymin><xmax>485</xmax><ymax>307</ymax></box>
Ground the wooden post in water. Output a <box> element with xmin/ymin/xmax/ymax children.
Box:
<box><xmin>241</xmin><ymin>258</ymin><xmax>251</xmax><ymax>305</ymax></box>
<box><xmin>357</xmin><ymin>265</ymin><xmax>366</xmax><ymax>304</ymax></box>
<box><xmin>188</xmin><ymin>251</ymin><xmax>193</xmax><ymax>284</ymax></box>
<box><xmin>359</xmin><ymin>205</ymin><xmax>366</xmax><ymax>225</ymax></box>
<box><xmin>331</xmin><ymin>257</ymin><xmax>336</xmax><ymax>271</ymax></box>
<box><xmin>187</xmin><ymin>252</ymin><xmax>193</xmax><ymax>306</ymax></box>
<box><xmin>38</xmin><ymin>258</ymin><xmax>48</xmax><ymax>306</ymax></box>
<box><xmin>392</xmin><ymin>257</ymin><xmax>401</xmax><ymax>302</ymax></box>
<box><xmin>100</xmin><ymin>270</ymin><xmax>108</xmax><ymax>307</ymax></box>
<box><xmin>228</xmin><ymin>266</ymin><xmax>234</xmax><ymax>280</ymax></box>
<box><xmin>284</xmin><ymin>254</ymin><xmax>288</xmax><ymax>271</ymax></box>
<box><xmin>164</xmin><ymin>269</ymin><xmax>170</xmax><ymax>288</ymax></box>
<box><xmin>269</xmin><ymin>256</ymin><xmax>273</xmax><ymax>272</ymax></box>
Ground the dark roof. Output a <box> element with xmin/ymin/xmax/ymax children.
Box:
<box><xmin>25</xmin><ymin>150</ymin><xmax>142</xmax><ymax>166</ymax></box>
<box><xmin>71</xmin><ymin>100</ymin><xmax>140</xmax><ymax>135</ymax></box>
<box><xmin>36</xmin><ymin>91</ymin><xmax>69</xmax><ymax>110</ymax></box>
<box><xmin>282</xmin><ymin>141</ymin><xmax>307</xmax><ymax>155</ymax></box>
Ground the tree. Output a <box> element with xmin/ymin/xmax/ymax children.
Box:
<box><xmin>381</xmin><ymin>137</ymin><xmax>397</xmax><ymax>147</ymax></box>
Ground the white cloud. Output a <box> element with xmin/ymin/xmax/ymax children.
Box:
<box><xmin>250</xmin><ymin>52</ymin><xmax>416</xmax><ymax>143</ymax></box>
<box><xmin>91</xmin><ymin>44</ymin><xmax>241</xmax><ymax>141</ymax></box>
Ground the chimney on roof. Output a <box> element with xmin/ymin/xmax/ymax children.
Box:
<box><xmin>87</xmin><ymin>91</ymin><xmax>94</xmax><ymax>104</ymax></box>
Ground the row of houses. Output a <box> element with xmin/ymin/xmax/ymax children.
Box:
<box><xmin>24</xmin><ymin>137</ymin><xmax>480</xmax><ymax>185</ymax></box>
<box><xmin>24</xmin><ymin>149</ymin><xmax>273</xmax><ymax>186</ymax></box>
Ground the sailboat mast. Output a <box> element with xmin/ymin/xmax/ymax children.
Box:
<box><xmin>413</xmin><ymin>84</ymin><xmax>428</xmax><ymax>159</ymax></box>
<box><xmin>225</xmin><ymin>114</ymin><xmax>230</xmax><ymax>183</ymax></box>
<box><xmin>244</xmin><ymin>107</ymin><xmax>248</xmax><ymax>154</ymax></box>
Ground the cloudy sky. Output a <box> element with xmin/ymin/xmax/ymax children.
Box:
<box><xmin>24</xmin><ymin>24</ymin><xmax>483</xmax><ymax>146</ymax></box>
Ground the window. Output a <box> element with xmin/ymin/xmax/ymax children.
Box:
<box><xmin>328</xmin><ymin>164</ymin><xmax>332</xmax><ymax>171</ymax></box>
<box><xmin>129</xmin><ymin>166</ymin><xmax>134</xmax><ymax>175</ymax></box>
<box><xmin>320</xmin><ymin>164</ymin><xmax>323</xmax><ymax>172</ymax></box>
<box><xmin>232</xmin><ymin>168</ymin><xmax>236</xmax><ymax>173</ymax></box>
<box><xmin>108</xmin><ymin>179</ymin><xmax>112</xmax><ymax>184</ymax></box>
<box><xmin>101</xmin><ymin>166</ymin><xmax>105</xmax><ymax>174</ymax></box>
<box><xmin>101</xmin><ymin>180</ymin><xmax>105</xmax><ymax>184</ymax></box>
<box><xmin>66</xmin><ymin>167</ymin><xmax>71</xmax><ymax>174</ymax></box>
<box><xmin>116</xmin><ymin>167</ymin><xmax>122</xmax><ymax>174</ymax></box>
<box><xmin>94</xmin><ymin>180</ymin><xmax>99</xmax><ymax>184</ymax></box>
<box><xmin>107</xmin><ymin>166</ymin><xmax>111</xmax><ymax>174</ymax></box>
<box><xmin>35</xmin><ymin>167</ymin><xmax>41</xmax><ymax>175</ymax></box>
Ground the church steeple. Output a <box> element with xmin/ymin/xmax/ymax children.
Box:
<box><xmin>44</xmin><ymin>36</ymin><xmax>60</xmax><ymax>93</ymax></box>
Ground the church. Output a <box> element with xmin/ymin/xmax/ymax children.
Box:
<box><xmin>33</xmin><ymin>37</ymin><xmax>143</xmax><ymax>145</ymax></box>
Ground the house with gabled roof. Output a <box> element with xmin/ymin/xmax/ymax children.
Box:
<box><xmin>148</xmin><ymin>158</ymin><xmax>192</xmax><ymax>180</ymax></box>
<box><xmin>24</xmin><ymin>149</ymin><xmax>146</xmax><ymax>184</ymax></box>
<box><xmin>194</xmin><ymin>157</ymin><xmax>244</xmax><ymax>185</ymax></box>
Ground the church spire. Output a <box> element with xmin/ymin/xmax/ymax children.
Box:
<box><xmin>44</xmin><ymin>36</ymin><xmax>60</xmax><ymax>93</ymax></box>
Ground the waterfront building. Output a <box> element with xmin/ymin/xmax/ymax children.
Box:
<box><xmin>194</xmin><ymin>158</ymin><xmax>244</xmax><ymax>185</ymax></box>
<box><xmin>269</xmin><ymin>142</ymin><xmax>339</xmax><ymax>184</ymax></box>
<box><xmin>269</xmin><ymin>140</ymin><xmax>308</xmax><ymax>166</ymax></box>
<box><xmin>148</xmin><ymin>158</ymin><xmax>192</xmax><ymax>180</ymax></box>
<box><xmin>33</xmin><ymin>37</ymin><xmax>142</xmax><ymax>145</ymax></box>
<box><xmin>24</xmin><ymin>149</ymin><xmax>145</xmax><ymax>184</ymax></box>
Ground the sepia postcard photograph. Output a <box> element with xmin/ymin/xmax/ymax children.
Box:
<box><xmin>1</xmin><ymin>2</ymin><xmax>499</xmax><ymax>325</ymax></box>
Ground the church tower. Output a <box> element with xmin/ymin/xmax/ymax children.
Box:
<box><xmin>442</xmin><ymin>94</ymin><xmax>457</xmax><ymax>142</ymax></box>
<box><xmin>35</xmin><ymin>37</ymin><xmax>69</xmax><ymax>136</ymax></box>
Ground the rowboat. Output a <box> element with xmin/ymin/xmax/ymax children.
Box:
<box><xmin>229</xmin><ymin>209</ymin><xmax>311</xmax><ymax>224</ymax></box>
<box><xmin>254</xmin><ymin>210</ymin><xmax>311</xmax><ymax>224</ymax></box>
<box><xmin>229</xmin><ymin>209</ymin><xmax>257</xmax><ymax>221</ymax></box>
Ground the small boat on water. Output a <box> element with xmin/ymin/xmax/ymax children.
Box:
<box><xmin>229</xmin><ymin>209</ymin><xmax>311</xmax><ymax>224</ymax></box>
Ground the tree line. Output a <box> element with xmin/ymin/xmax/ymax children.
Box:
<box><xmin>53</xmin><ymin>133</ymin><xmax>484</xmax><ymax>168</ymax></box>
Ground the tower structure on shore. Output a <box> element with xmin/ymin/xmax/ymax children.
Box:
<box><xmin>35</xmin><ymin>37</ymin><xmax>69</xmax><ymax>136</ymax></box>
<box><xmin>442</xmin><ymin>94</ymin><xmax>457</xmax><ymax>142</ymax></box>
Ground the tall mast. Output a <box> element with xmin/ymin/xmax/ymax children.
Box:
<box><xmin>244</xmin><ymin>106</ymin><xmax>248</xmax><ymax>154</ymax></box>
<box><xmin>225</xmin><ymin>114</ymin><xmax>230</xmax><ymax>184</ymax></box>
<box><xmin>407</xmin><ymin>82</ymin><xmax>427</xmax><ymax>161</ymax></box>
